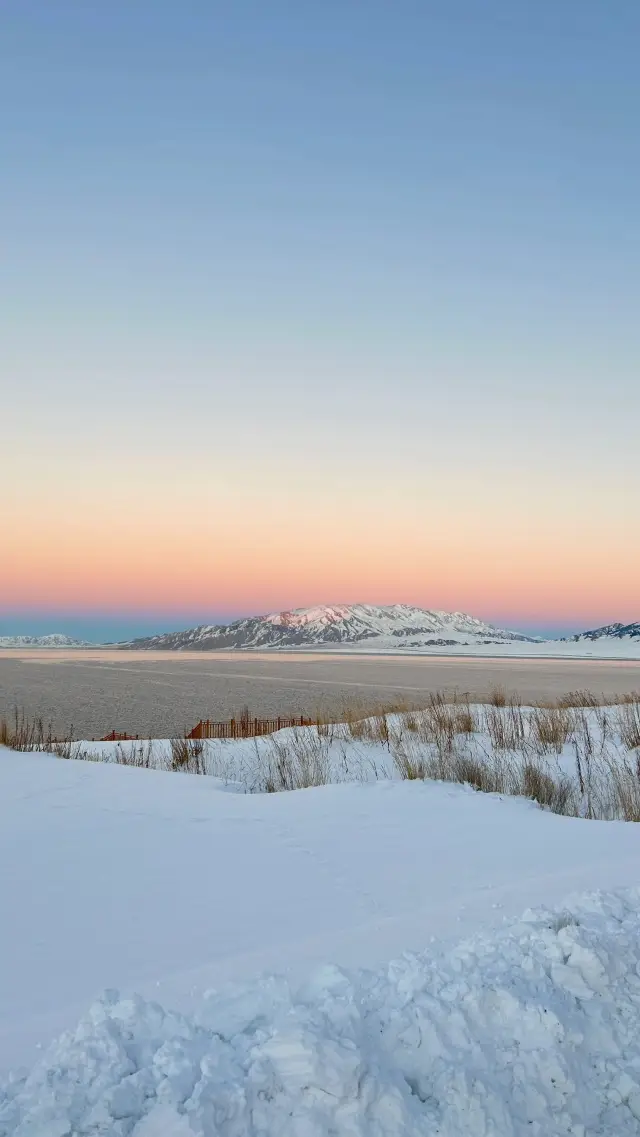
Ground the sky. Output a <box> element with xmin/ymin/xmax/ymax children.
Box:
<box><xmin>1</xmin><ymin>1</ymin><xmax>638</xmax><ymax>641</ymax></box>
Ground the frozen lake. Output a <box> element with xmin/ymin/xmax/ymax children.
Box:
<box><xmin>1</xmin><ymin>649</ymin><xmax>640</xmax><ymax>738</ymax></box>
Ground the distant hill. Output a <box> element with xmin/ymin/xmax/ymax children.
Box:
<box><xmin>122</xmin><ymin>603</ymin><xmax>540</xmax><ymax>651</ymax></box>
<box><xmin>0</xmin><ymin>634</ymin><xmax>88</xmax><ymax>648</ymax></box>
<box><xmin>566</xmin><ymin>622</ymin><xmax>640</xmax><ymax>644</ymax></box>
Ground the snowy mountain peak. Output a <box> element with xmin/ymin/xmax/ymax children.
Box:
<box><xmin>0</xmin><ymin>633</ymin><xmax>87</xmax><ymax>648</ymax></box>
<box><xmin>263</xmin><ymin>605</ymin><xmax>355</xmax><ymax>628</ymax></box>
<box><xmin>126</xmin><ymin>604</ymin><xmax>538</xmax><ymax>651</ymax></box>
<box><xmin>568</xmin><ymin>621</ymin><xmax>640</xmax><ymax>643</ymax></box>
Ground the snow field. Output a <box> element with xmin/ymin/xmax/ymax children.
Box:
<box><xmin>1</xmin><ymin>699</ymin><xmax>640</xmax><ymax>1134</ymax></box>
<box><xmin>3</xmin><ymin>890</ymin><xmax>640</xmax><ymax>1135</ymax></box>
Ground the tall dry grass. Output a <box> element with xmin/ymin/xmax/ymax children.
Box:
<box><xmin>169</xmin><ymin>736</ymin><xmax>208</xmax><ymax>775</ymax></box>
<box><xmin>617</xmin><ymin>702</ymin><xmax>640</xmax><ymax>751</ymax></box>
<box><xmin>260</xmin><ymin>728</ymin><xmax>332</xmax><ymax>792</ymax></box>
<box><xmin>0</xmin><ymin>709</ymin><xmax>90</xmax><ymax>760</ymax></box>
<box><xmin>0</xmin><ymin>709</ymin><xmax>57</xmax><ymax>752</ymax></box>
<box><xmin>530</xmin><ymin>706</ymin><xmax>573</xmax><ymax>753</ymax></box>
<box><xmin>113</xmin><ymin>739</ymin><xmax>157</xmax><ymax>769</ymax></box>
<box><xmin>484</xmin><ymin>702</ymin><xmax>526</xmax><ymax>751</ymax></box>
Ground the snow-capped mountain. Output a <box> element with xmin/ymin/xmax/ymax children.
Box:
<box><xmin>566</xmin><ymin>622</ymin><xmax>640</xmax><ymax>644</ymax></box>
<box><xmin>124</xmin><ymin>604</ymin><xmax>539</xmax><ymax>651</ymax></box>
<box><xmin>0</xmin><ymin>634</ymin><xmax>87</xmax><ymax>648</ymax></box>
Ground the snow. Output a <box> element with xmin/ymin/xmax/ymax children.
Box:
<box><xmin>260</xmin><ymin>604</ymin><xmax>510</xmax><ymax>637</ymax></box>
<box><xmin>1</xmin><ymin>732</ymin><xmax>640</xmax><ymax>1093</ymax></box>
<box><xmin>310</xmin><ymin>638</ymin><xmax>640</xmax><ymax>659</ymax></box>
<box><xmin>4</xmin><ymin>889</ymin><xmax>640</xmax><ymax>1134</ymax></box>
<box><xmin>263</xmin><ymin>604</ymin><xmax>356</xmax><ymax>627</ymax></box>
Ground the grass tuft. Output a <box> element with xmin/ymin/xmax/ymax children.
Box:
<box><xmin>616</xmin><ymin>702</ymin><xmax>640</xmax><ymax>751</ymax></box>
<box><xmin>530</xmin><ymin>706</ymin><xmax>573</xmax><ymax>753</ymax></box>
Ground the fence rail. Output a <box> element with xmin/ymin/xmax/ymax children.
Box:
<box><xmin>100</xmin><ymin>731</ymin><xmax>140</xmax><ymax>742</ymax></box>
<box><xmin>188</xmin><ymin>715</ymin><xmax>314</xmax><ymax>740</ymax></box>
<box><xmin>94</xmin><ymin>717</ymin><xmax>314</xmax><ymax>743</ymax></box>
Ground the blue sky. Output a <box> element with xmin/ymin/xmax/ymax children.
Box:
<box><xmin>1</xmin><ymin>1</ymin><xmax>638</xmax><ymax>640</ymax></box>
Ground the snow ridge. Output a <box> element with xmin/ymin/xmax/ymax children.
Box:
<box><xmin>3</xmin><ymin>889</ymin><xmax>640</xmax><ymax>1136</ymax></box>
<box><xmin>125</xmin><ymin>603</ymin><xmax>537</xmax><ymax>651</ymax></box>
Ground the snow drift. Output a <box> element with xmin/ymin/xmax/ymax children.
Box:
<box><xmin>3</xmin><ymin>889</ymin><xmax>640</xmax><ymax>1136</ymax></box>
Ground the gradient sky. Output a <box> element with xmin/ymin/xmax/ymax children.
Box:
<box><xmin>2</xmin><ymin>1</ymin><xmax>638</xmax><ymax>640</ymax></box>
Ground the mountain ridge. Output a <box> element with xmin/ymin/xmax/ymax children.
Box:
<box><xmin>0</xmin><ymin>634</ymin><xmax>87</xmax><ymax>648</ymax></box>
<box><xmin>121</xmin><ymin>603</ymin><xmax>540</xmax><ymax>651</ymax></box>
<box><xmin>566</xmin><ymin>621</ymin><xmax>640</xmax><ymax>643</ymax></box>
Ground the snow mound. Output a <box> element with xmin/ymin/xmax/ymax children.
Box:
<box><xmin>3</xmin><ymin>890</ymin><xmax>640</xmax><ymax>1136</ymax></box>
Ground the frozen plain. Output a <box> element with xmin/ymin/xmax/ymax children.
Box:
<box><xmin>2</xmin><ymin>727</ymin><xmax>640</xmax><ymax>1135</ymax></box>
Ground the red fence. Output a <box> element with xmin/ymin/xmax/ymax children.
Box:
<box><xmin>100</xmin><ymin>731</ymin><xmax>140</xmax><ymax>742</ymax></box>
<box><xmin>188</xmin><ymin>715</ymin><xmax>314</xmax><ymax>740</ymax></box>
<box><xmin>97</xmin><ymin>716</ymin><xmax>314</xmax><ymax>743</ymax></box>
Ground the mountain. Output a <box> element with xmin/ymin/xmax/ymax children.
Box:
<box><xmin>566</xmin><ymin>621</ymin><xmax>640</xmax><ymax>643</ymax></box>
<box><xmin>0</xmin><ymin>634</ymin><xmax>87</xmax><ymax>648</ymax></box>
<box><xmin>123</xmin><ymin>604</ymin><xmax>539</xmax><ymax>651</ymax></box>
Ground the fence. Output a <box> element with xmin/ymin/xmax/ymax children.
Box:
<box><xmin>96</xmin><ymin>716</ymin><xmax>315</xmax><ymax>743</ymax></box>
<box><xmin>100</xmin><ymin>731</ymin><xmax>140</xmax><ymax>742</ymax></box>
<box><xmin>188</xmin><ymin>715</ymin><xmax>314</xmax><ymax>740</ymax></box>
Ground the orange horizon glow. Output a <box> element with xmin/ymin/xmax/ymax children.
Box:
<box><xmin>2</xmin><ymin>512</ymin><xmax>637</xmax><ymax>627</ymax></box>
<box><xmin>4</xmin><ymin>386</ymin><xmax>637</xmax><ymax>632</ymax></box>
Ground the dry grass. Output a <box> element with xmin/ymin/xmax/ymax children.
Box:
<box><xmin>447</xmin><ymin>752</ymin><xmax>504</xmax><ymax>794</ymax></box>
<box><xmin>168</xmin><ymin>736</ymin><xmax>208</xmax><ymax>774</ymax></box>
<box><xmin>605</xmin><ymin>752</ymin><xmax>640</xmax><ymax>822</ymax></box>
<box><xmin>394</xmin><ymin>736</ymin><xmax>508</xmax><ymax>796</ymax></box>
<box><xmin>399</xmin><ymin>695</ymin><xmax>479</xmax><ymax>756</ymax></box>
<box><xmin>0</xmin><ymin>709</ymin><xmax>91</xmax><ymax>760</ymax></box>
<box><xmin>484</xmin><ymin>702</ymin><xmax>526</xmax><ymax>751</ymax></box>
<box><xmin>392</xmin><ymin>737</ymin><xmax>431</xmax><ymax>781</ymax></box>
<box><xmin>113</xmin><ymin>739</ymin><xmax>157</xmax><ymax>769</ymax></box>
<box><xmin>261</xmin><ymin>728</ymin><xmax>332</xmax><ymax>792</ymax></box>
<box><xmin>0</xmin><ymin>709</ymin><xmax>57</xmax><ymax>752</ymax></box>
<box><xmin>616</xmin><ymin>702</ymin><xmax>640</xmax><ymax>751</ymax></box>
<box><xmin>555</xmin><ymin>690</ymin><xmax>602</xmax><ymax>709</ymax></box>
<box><xmin>393</xmin><ymin>732</ymin><xmax>577</xmax><ymax>816</ymax></box>
<box><xmin>530</xmin><ymin>706</ymin><xmax>573</xmax><ymax>753</ymax></box>
<box><xmin>520</xmin><ymin>760</ymin><xmax>575</xmax><ymax>814</ymax></box>
<box><xmin>568</xmin><ymin>710</ymin><xmax>640</xmax><ymax>821</ymax></box>
<box><xmin>487</xmin><ymin>686</ymin><xmax>508</xmax><ymax>707</ymax></box>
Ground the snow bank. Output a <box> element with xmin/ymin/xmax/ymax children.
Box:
<box><xmin>3</xmin><ymin>889</ymin><xmax>640</xmax><ymax>1136</ymax></box>
<box><xmin>2</xmin><ymin>745</ymin><xmax>640</xmax><ymax>1074</ymax></box>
